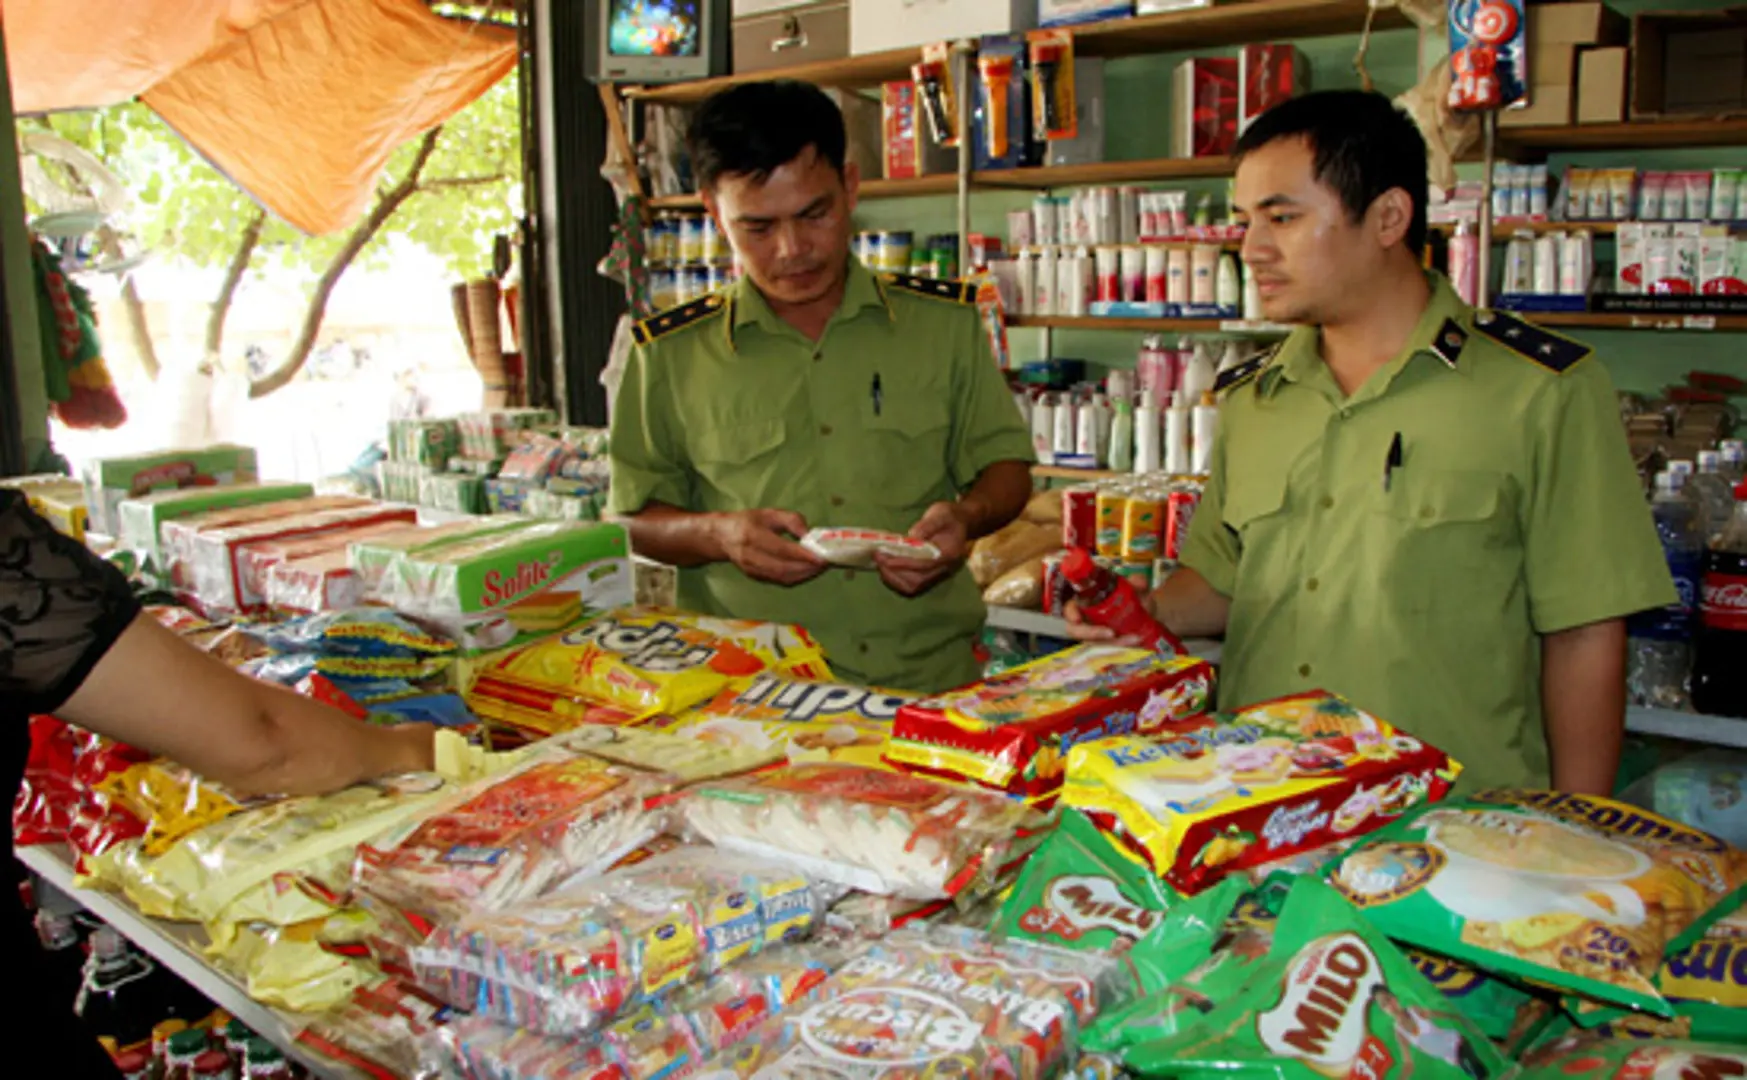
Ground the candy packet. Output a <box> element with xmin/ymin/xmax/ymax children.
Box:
<box><xmin>995</xmin><ymin>809</ymin><xmax>1181</xmax><ymax>954</ymax></box>
<box><xmin>697</xmin><ymin>925</ymin><xmax>1130</xmax><ymax>1080</ymax></box>
<box><xmin>246</xmin><ymin>607</ymin><xmax>456</xmax><ymax>665</ymax></box>
<box><xmin>1122</xmin><ymin>877</ymin><xmax>1505</xmax><ymax>1080</ymax></box>
<box><xmin>679</xmin><ymin>763</ymin><xmax>1043</xmax><ymax>901</ymax></box>
<box><xmin>888</xmin><ymin>646</ymin><xmax>1214</xmax><ymax>804</ymax></box>
<box><xmin>1514</xmin><ymin>1032</ymin><xmax>1747</xmax><ymax>1079</ymax></box>
<box><xmin>1063</xmin><ymin>692</ymin><xmax>1458</xmax><ymax>894</ymax></box>
<box><xmin>410</xmin><ymin>848</ymin><xmax>833</xmax><ymax>1037</ymax></box>
<box><xmin>799</xmin><ymin>527</ymin><xmax>941</xmax><ymax>569</ymax></box>
<box><xmin>1328</xmin><ymin>790</ymin><xmax>1747</xmax><ymax>1015</ymax></box>
<box><xmin>296</xmin><ymin>978</ymin><xmax>456</xmax><ymax>1080</ymax></box>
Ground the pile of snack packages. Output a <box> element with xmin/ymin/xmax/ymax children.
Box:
<box><xmin>14</xmin><ymin>459</ymin><xmax>1747</xmax><ymax>1078</ymax></box>
<box><xmin>376</xmin><ymin>411</ymin><xmax>613</xmax><ymax>521</ymax></box>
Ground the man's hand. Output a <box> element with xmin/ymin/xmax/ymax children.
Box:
<box><xmin>875</xmin><ymin>501</ymin><xmax>971</xmax><ymax>597</ymax></box>
<box><xmin>1061</xmin><ymin>598</ymin><xmax>1142</xmax><ymax>646</ymax></box>
<box><xmin>715</xmin><ymin>509</ymin><xmax>829</xmax><ymax>586</ymax></box>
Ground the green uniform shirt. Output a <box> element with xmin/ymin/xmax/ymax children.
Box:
<box><xmin>608</xmin><ymin>260</ymin><xmax>1034</xmax><ymax>693</ymax></box>
<box><xmin>1180</xmin><ymin>273</ymin><xmax>1674</xmax><ymax>792</ymax></box>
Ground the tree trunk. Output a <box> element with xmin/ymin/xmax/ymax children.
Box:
<box><xmin>249</xmin><ymin>127</ymin><xmax>444</xmax><ymax>399</ymax></box>
<box><xmin>204</xmin><ymin>208</ymin><xmax>267</xmax><ymax>369</ymax></box>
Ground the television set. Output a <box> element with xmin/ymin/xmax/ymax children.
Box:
<box><xmin>585</xmin><ymin>0</ymin><xmax>729</xmax><ymax>83</ymax></box>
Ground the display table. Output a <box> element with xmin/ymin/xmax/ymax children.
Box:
<box><xmin>984</xmin><ymin>604</ymin><xmax>1224</xmax><ymax>665</ymax></box>
<box><xmin>16</xmin><ymin>844</ymin><xmax>351</xmax><ymax>1080</ymax></box>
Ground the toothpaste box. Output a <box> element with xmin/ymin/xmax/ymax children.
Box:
<box><xmin>82</xmin><ymin>444</ymin><xmax>259</xmax><ymax>536</ymax></box>
<box><xmin>1700</xmin><ymin>227</ymin><xmax>1746</xmax><ymax>295</ymax></box>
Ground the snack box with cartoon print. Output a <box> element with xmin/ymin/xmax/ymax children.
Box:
<box><xmin>387</xmin><ymin>520</ymin><xmax>632</xmax><ymax>653</ymax></box>
<box><xmin>117</xmin><ymin>481</ymin><xmax>316</xmax><ymax>571</ymax></box>
<box><xmin>885</xmin><ymin>645</ymin><xmax>1215</xmax><ymax>805</ymax></box>
<box><xmin>82</xmin><ymin>443</ymin><xmax>259</xmax><ymax>536</ymax></box>
<box><xmin>1062</xmin><ymin>691</ymin><xmax>1459</xmax><ymax>895</ymax></box>
<box><xmin>347</xmin><ymin>516</ymin><xmax>531</xmax><ymax>602</ymax></box>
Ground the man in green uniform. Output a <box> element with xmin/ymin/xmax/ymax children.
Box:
<box><xmin>1074</xmin><ymin>91</ymin><xmax>1672</xmax><ymax>793</ymax></box>
<box><xmin>608</xmin><ymin>81</ymin><xmax>1034</xmax><ymax>692</ymax></box>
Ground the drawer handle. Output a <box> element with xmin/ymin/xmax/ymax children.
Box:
<box><xmin>771</xmin><ymin>14</ymin><xmax>809</xmax><ymax>51</ymax></box>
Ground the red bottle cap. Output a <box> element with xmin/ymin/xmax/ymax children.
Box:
<box><xmin>1060</xmin><ymin>546</ymin><xmax>1097</xmax><ymax>584</ymax></box>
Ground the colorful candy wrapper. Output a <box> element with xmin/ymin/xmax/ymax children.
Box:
<box><xmin>647</xmin><ymin>672</ymin><xmax>916</xmax><ymax>771</ymax></box>
<box><xmin>887</xmin><ymin>646</ymin><xmax>1215</xmax><ymax>804</ymax></box>
<box><xmin>1403</xmin><ymin>948</ymin><xmax>1555</xmax><ymax>1046</ymax></box>
<box><xmin>995</xmin><ymin>809</ymin><xmax>1180</xmax><ymax>954</ymax></box>
<box><xmin>1063</xmin><ymin>692</ymin><xmax>1458</xmax><ymax>894</ymax></box>
<box><xmin>1514</xmin><ymin>1032</ymin><xmax>1747</xmax><ymax>1080</ymax></box>
<box><xmin>1122</xmin><ymin>877</ymin><xmax>1505</xmax><ymax>1080</ymax></box>
<box><xmin>1328</xmin><ymin>790</ymin><xmax>1747</xmax><ymax>1016</ymax></box>
<box><xmin>246</xmin><ymin>607</ymin><xmax>456</xmax><ymax>668</ymax></box>
<box><xmin>680</xmin><ymin>763</ymin><xmax>1044</xmax><ymax>901</ymax></box>
<box><xmin>1568</xmin><ymin>900</ymin><xmax>1747</xmax><ymax>1043</ymax></box>
<box><xmin>410</xmin><ymin>848</ymin><xmax>832</xmax><ymax>1037</ymax></box>
<box><xmin>697</xmin><ymin>925</ymin><xmax>1130</xmax><ymax>1080</ymax></box>
<box><xmin>91</xmin><ymin>760</ymin><xmax>249</xmax><ymax>857</ymax></box>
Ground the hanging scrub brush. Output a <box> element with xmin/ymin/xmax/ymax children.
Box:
<box><xmin>32</xmin><ymin>237</ymin><xmax>126</xmax><ymax>429</ymax></box>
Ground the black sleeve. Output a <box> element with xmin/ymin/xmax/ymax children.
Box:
<box><xmin>0</xmin><ymin>490</ymin><xmax>141</xmax><ymax>715</ymax></box>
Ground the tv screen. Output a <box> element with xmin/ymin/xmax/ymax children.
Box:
<box><xmin>607</xmin><ymin>0</ymin><xmax>703</xmax><ymax>58</ymax></box>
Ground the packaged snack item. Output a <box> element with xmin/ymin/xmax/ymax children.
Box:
<box><xmin>649</xmin><ymin>608</ymin><xmax>834</xmax><ymax>681</ymax></box>
<box><xmin>1121</xmin><ymin>877</ymin><xmax>1503</xmax><ymax>1079</ymax></box>
<box><xmin>1239</xmin><ymin>838</ymin><xmax>1355</xmax><ymax>884</ymax></box>
<box><xmin>888</xmin><ymin>646</ymin><xmax>1215</xmax><ymax>804</ymax></box>
<box><xmin>1064</xmin><ymin>692</ymin><xmax>1457</xmax><ymax>894</ymax></box>
<box><xmin>995</xmin><ymin>809</ymin><xmax>1180</xmax><ymax>953</ymax></box>
<box><xmin>410</xmin><ymin>848</ymin><xmax>832</xmax><ymax>1036</ymax></box>
<box><xmin>1403</xmin><ymin>947</ymin><xmax>1553</xmax><ymax>1045</ymax></box>
<box><xmin>699</xmin><ymin>925</ymin><xmax>1128</xmax><ymax>1080</ymax></box>
<box><xmin>555</xmin><ymin>724</ymin><xmax>784</xmax><ymax>783</ymax></box>
<box><xmin>296</xmin><ymin>978</ymin><xmax>456</xmax><ymax>1080</ymax></box>
<box><xmin>82</xmin><ymin>443</ymin><xmax>258</xmax><ymax>536</ymax></box>
<box><xmin>1515</xmin><ymin>1033</ymin><xmax>1747</xmax><ymax>1080</ymax></box>
<box><xmin>251</xmin><ymin>520</ymin><xmax>424</xmax><ymax>613</ymax></box>
<box><xmin>92</xmin><ymin>760</ymin><xmax>249</xmax><ymax>857</ymax></box>
<box><xmin>469</xmin><ymin>608</ymin><xmax>816</xmax><ymax>721</ymax></box>
<box><xmin>646</xmin><ymin>672</ymin><xmax>915</xmax><ymax>771</ymax></box>
<box><xmin>14</xmin><ymin>715</ymin><xmax>81</xmax><ymax>847</ymax></box>
<box><xmin>177</xmin><ymin>500</ymin><xmax>418</xmax><ymax>614</ymax></box>
<box><xmin>159</xmin><ymin>493</ymin><xmax>371</xmax><ymax>573</ymax></box>
<box><xmin>247</xmin><ymin>608</ymin><xmax>456</xmax><ymax>674</ymax></box>
<box><xmin>798</xmin><ymin>527</ymin><xmax>941</xmax><ymax>569</ymax></box>
<box><xmin>386</xmin><ymin>520</ymin><xmax>632</xmax><ymax>652</ymax></box>
<box><xmin>1328</xmin><ymin>790</ymin><xmax>1747</xmax><ymax>1015</ymax></box>
<box><xmin>680</xmin><ymin>763</ymin><xmax>1042</xmax><ymax>901</ymax></box>
<box><xmin>116</xmin><ymin>481</ymin><xmax>314</xmax><ymax>571</ymax></box>
<box><xmin>357</xmin><ymin>756</ymin><xmax>664</xmax><ymax>920</ymax></box>
<box><xmin>346</xmin><ymin>515</ymin><xmax>530</xmax><ymax>601</ymax></box>
<box><xmin>1569</xmin><ymin>901</ymin><xmax>1747</xmax><ymax>1042</ymax></box>
<box><xmin>208</xmin><ymin>922</ymin><xmax>375</xmax><ymax>1012</ymax></box>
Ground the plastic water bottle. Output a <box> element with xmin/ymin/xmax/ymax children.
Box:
<box><xmin>1627</xmin><ymin>471</ymin><xmax>1702</xmax><ymax>710</ymax></box>
<box><xmin>1693</xmin><ymin>451</ymin><xmax>1737</xmax><ymax>545</ymax></box>
<box><xmin>1720</xmin><ymin>439</ymin><xmax>1746</xmax><ymax>486</ymax></box>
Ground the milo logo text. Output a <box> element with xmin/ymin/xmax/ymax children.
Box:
<box><xmin>481</xmin><ymin>552</ymin><xmax>563</xmax><ymax>607</ymax></box>
<box><xmin>1020</xmin><ymin>875</ymin><xmax>1160</xmax><ymax>942</ymax></box>
<box><xmin>1257</xmin><ymin>932</ymin><xmax>1383</xmax><ymax>1069</ymax></box>
<box><xmin>1103</xmin><ymin>723</ymin><xmax>1263</xmax><ymax>769</ymax></box>
<box><xmin>1481</xmin><ymin>791</ymin><xmax>1726</xmax><ymax>853</ymax></box>
<box><xmin>564</xmin><ymin>619</ymin><xmax>717</xmax><ymax>673</ymax></box>
<box><xmin>733</xmin><ymin>673</ymin><xmax>908</xmax><ymax>723</ymax></box>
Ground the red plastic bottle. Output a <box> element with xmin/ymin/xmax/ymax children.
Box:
<box><xmin>1060</xmin><ymin>547</ymin><xmax>1185</xmax><ymax>655</ymax></box>
<box><xmin>1693</xmin><ymin>481</ymin><xmax>1747</xmax><ymax>717</ymax></box>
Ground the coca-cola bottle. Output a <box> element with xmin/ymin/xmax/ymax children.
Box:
<box><xmin>1693</xmin><ymin>481</ymin><xmax>1747</xmax><ymax>717</ymax></box>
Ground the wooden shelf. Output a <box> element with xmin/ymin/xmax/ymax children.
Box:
<box><xmin>1032</xmin><ymin>464</ymin><xmax>1126</xmax><ymax>480</ymax></box>
<box><xmin>1010</xmin><ymin>314</ymin><xmax>1226</xmax><ymax>332</ymax></box>
<box><xmin>1431</xmin><ymin>220</ymin><xmax>1620</xmax><ymax>235</ymax></box>
<box><xmin>647</xmin><ymin>173</ymin><xmax>958</xmax><ymax>211</ymax></box>
<box><xmin>1528</xmin><ymin>312</ymin><xmax>1747</xmax><ymax>332</ymax></box>
<box><xmin>976</xmin><ymin>156</ymin><xmax>1234</xmax><ymax>189</ymax></box>
<box><xmin>1501</xmin><ymin>118</ymin><xmax>1747</xmax><ymax>154</ymax></box>
<box><xmin>622</xmin><ymin>0</ymin><xmax>1402</xmax><ymax>107</ymax></box>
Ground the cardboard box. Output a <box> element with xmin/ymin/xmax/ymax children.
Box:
<box><xmin>1172</xmin><ymin>56</ymin><xmax>1239</xmax><ymax>158</ymax></box>
<box><xmin>1632</xmin><ymin>10</ymin><xmax>1747</xmax><ymax>117</ymax></box>
<box><xmin>1577</xmin><ymin>45</ymin><xmax>1629</xmax><ymax>122</ymax></box>
<box><xmin>1238</xmin><ymin>44</ymin><xmax>1308</xmax><ymax>132</ymax></box>
<box><xmin>1528</xmin><ymin>43</ymin><xmax>1579</xmax><ymax>89</ymax></box>
<box><xmin>118</xmin><ymin>481</ymin><xmax>316</xmax><ymax>572</ymax></box>
<box><xmin>1529</xmin><ymin>2</ymin><xmax>1627</xmax><ymax>47</ymax></box>
<box><xmin>1500</xmin><ymin>83</ymin><xmax>1574</xmax><ymax>126</ymax></box>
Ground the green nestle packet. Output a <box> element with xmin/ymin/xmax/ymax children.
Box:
<box><xmin>1563</xmin><ymin>901</ymin><xmax>1747</xmax><ymax>1043</ymax></box>
<box><xmin>1514</xmin><ymin>1029</ymin><xmax>1747</xmax><ymax>1079</ymax></box>
<box><xmin>1404</xmin><ymin>947</ymin><xmax>1555</xmax><ymax>1045</ymax></box>
<box><xmin>1326</xmin><ymin>790</ymin><xmax>1747</xmax><ymax>1017</ymax></box>
<box><xmin>995</xmin><ymin>810</ymin><xmax>1181</xmax><ymax>955</ymax></box>
<box><xmin>1123</xmin><ymin>876</ymin><xmax>1505</xmax><ymax>1080</ymax></box>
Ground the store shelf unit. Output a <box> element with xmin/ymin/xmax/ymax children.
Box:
<box><xmin>17</xmin><ymin>845</ymin><xmax>345</xmax><ymax>1079</ymax></box>
<box><xmin>1531</xmin><ymin>313</ymin><xmax>1747</xmax><ymax>333</ymax></box>
<box><xmin>1501</xmin><ymin>119</ymin><xmax>1747</xmax><ymax>155</ymax></box>
<box><xmin>1626</xmin><ymin>706</ymin><xmax>1747</xmax><ymax>750</ymax></box>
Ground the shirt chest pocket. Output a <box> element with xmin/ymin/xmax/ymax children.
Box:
<box><xmin>862</xmin><ymin>398</ymin><xmax>954</xmax><ymax>509</ymax></box>
<box><xmin>689</xmin><ymin>418</ymin><xmax>788</xmax><ymax>510</ymax></box>
<box><xmin>1372</xmin><ymin>470</ymin><xmax>1520</xmax><ymax>611</ymax></box>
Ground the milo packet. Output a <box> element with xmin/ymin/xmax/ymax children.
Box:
<box><xmin>996</xmin><ymin>810</ymin><xmax>1181</xmax><ymax>954</ymax></box>
<box><xmin>1404</xmin><ymin>948</ymin><xmax>1555</xmax><ymax>1047</ymax></box>
<box><xmin>1328</xmin><ymin>790</ymin><xmax>1747</xmax><ymax>1016</ymax></box>
<box><xmin>1123</xmin><ymin>877</ymin><xmax>1505</xmax><ymax>1080</ymax></box>
<box><xmin>1515</xmin><ymin>1031</ymin><xmax>1747</xmax><ymax>1079</ymax></box>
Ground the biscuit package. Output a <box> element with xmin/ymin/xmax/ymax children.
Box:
<box><xmin>386</xmin><ymin>521</ymin><xmax>632</xmax><ymax>653</ymax></box>
<box><xmin>1328</xmin><ymin>790</ymin><xmax>1747</xmax><ymax>1015</ymax></box>
<box><xmin>410</xmin><ymin>848</ymin><xmax>831</xmax><ymax>1037</ymax></box>
<box><xmin>995</xmin><ymin>809</ymin><xmax>1180</xmax><ymax>954</ymax></box>
<box><xmin>799</xmin><ymin>527</ymin><xmax>941</xmax><ymax>569</ymax></box>
<box><xmin>554</xmin><ymin>724</ymin><xmax>786</xmax><ymax>783</ymax></box>
<box><xmin>645</xmin><ymin>672</ymin><xmax>915</xmax><ymax>771</ymax></box>
<box><xmin>680</xmin><ymin>764</ymin><xmax>1043</xmax><ymax>901</ymax></box>
<box><xmin>1062</xmin><ymin>692</ymin><xmax>1457</xmax><ymax>894</ymax></box>
<box><xmin>1120</xmin><ymin>877</ymin><xmax>1505</xmax><ymax>1080</ymax></box>
<box><xmin>82</xmin><ymin>443</ymin><xmax>259</xmax><ymax>535</ymax></box>
<box><xmin>696</xmin><ymin>925</ymin><xmax>1129</xmax><ymax>1080</ymax></box>
<box><xmin>887</xmin><ymin>646</ymin><xmax>1215</xmax><ymax>804</ymax></box>
<box><xmin>115</xmin><ymin>481</ymin><xmax>313</xmax><ymax>571</ymax></box>
<box><xmin>346</xmin><ymin>515</ymin><xmax>530</xmax><ymax>602</ymax></box>
<box><xmin>1568</xmin><ymin>901</ymin><xmax>1747</xmax><ymax>1042</ymax></box>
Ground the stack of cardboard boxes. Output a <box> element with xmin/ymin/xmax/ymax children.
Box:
<box><xmin>1503</xmin><ymin>1</ymin><xmax>1628</xmax><ymax>128</ymax></box>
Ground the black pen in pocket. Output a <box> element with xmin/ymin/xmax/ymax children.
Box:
<box><xmin>871</xmin><ymin>373</ymin><xmax>883</xmax><ymax>417</ymax></box>
<box><xmin>1383</xmin><ymin>432</ymin><xmax>1404</xmax><ymax>493</ymax></box>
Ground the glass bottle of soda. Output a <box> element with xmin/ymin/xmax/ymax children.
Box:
<box><xmin>1693</xmin><ymin>482</ymin><xmax>1747</xmax><ymax>717</ymax></box>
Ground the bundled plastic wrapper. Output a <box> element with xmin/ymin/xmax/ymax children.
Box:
<box><xmin>297</xmin><ymin>978</ymin><xmax>458</xmax><ymax>1080</ymax></box>
<box><xmin>554</xmin><ymin>724</ymin><xmax>786</xmax><ymax>784</ymax></box>
<box><xmin>697</xmin><ymin>924</ymin><xmax>1129</xmax><ymax>1080</ymax></box>
<box><xmin>172</xmin><ymin>499</ymin><xmax>415</xmax><ymax>614</ymax></box>
<box><xmin>1514</xmin><ymin>1032</ymin><xmax>1747</xmax><ymax>1080</ymax></box>
<box><xmin>356</xmin><ymin>754</ymin><xmax>665</xmax><ymax>922</ymax></box>
<box><xmin>680</xmin><ymin>763</ymin><xmax>1046</xmax><ymax>901</ymax></box>
<box><xmin>410</xmin><ymin>848</ymin><xmax>836</xmax><ymax>1037</ymax></box>
<box><xmin>416</xmin><ymin>939</ymin><xmax>849</xmax><ymax>1080</ymax></box>
<box><xmin>644</xmin><ymin>672</ymin><xmax>915</xmax><ymax>772</ymax></box>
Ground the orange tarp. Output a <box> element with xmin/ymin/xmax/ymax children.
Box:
<box><xmin>4</xmin><ymin>0</ymin><xmax>517</xmax><ymax>234</ymax></box>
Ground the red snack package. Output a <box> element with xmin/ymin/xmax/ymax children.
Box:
<box><xmin>13</xmin><ymin>716</ymin><xmax>81</xmax><ymax>847</ymax></box>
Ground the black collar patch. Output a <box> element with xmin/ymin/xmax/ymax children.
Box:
<box><xmin>1471</xmin><ymin>310</ymin><xmax>1592</xmax><ymax>374</ymax></box>
<box><xmin>1431</xmin><ymin>318</ymin><xmax>1467</xmax><ymax>369</ymax></box>
<box><xmin>631</xmin><ymin>293</ymin><xmax>727</xmax><ymax>346</ymax></box>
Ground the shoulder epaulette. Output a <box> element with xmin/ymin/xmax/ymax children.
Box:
<box><xmin>1214</xmin><ymin>344</ymin><xmax>1279</xmax><ymax>397</ymax></box>
<box><xmin>632</xmin><ymin>293</ymin><xmax>727</xmax><ymax>346</ymax></box>
<box><xmin>881</xmin><ymin>273</ymin><xmax>975</xmax><ymax>304</ymax></box>
<box><xmin>1471</xmin><ymin>310</ymin><xmax>1592</xmax><ymax>374</ymax></box>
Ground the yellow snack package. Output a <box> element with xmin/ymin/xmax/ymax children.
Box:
<box><xmin>208</xmin><ymin>923</ymin><xmax>375</xmax><ymax>1013</ymax></box>
<box><xmin>552</xmin><ymin>723</ymin><xmax>784</xmax><ymax>783</ymax></box>
<box><xmin>644</xmin><ymin>672</ymin><xmax>914</xmax><ymax>771</ymax></box>
<box><xmin>94</xmin><ymin>761</ymin><xmax>249</xmax><ymax>856</ymax></box>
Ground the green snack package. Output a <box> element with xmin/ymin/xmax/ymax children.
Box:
<box><xmin>1082</xmin><ymin>877</ymin><xmax>1271</xmax><ymax>1056</ymax></box>
<box><xmin>1327</xmin><ymin>790</ymin><xmax>1747</xmax><ymax>1016</ymax></box>
<box><xmin>996</xmin><ymin>810</ymin><xmax>1181</xmax><ymax>954</ymax></box>
<box><xmin>117</xmin><ymin>481</ymin><xmax>315</xmax><ymax>570</ymax></box>
<box><xmin>1404</xmin><ymin>947</ymin><xmax>1555</xmax><ymax>1045</ymax></box>
<box><xmin>1515</xmin><ymin>1029</ymin><xmax>1747</xmax><ymax>1079</ymax></box>
<box><xmin>1124</xmin><ymin>877</ymin><xmax>1505</xmax><ymax>1080</ymax></box>
<box><xmin>1567</xmin><ymin>901</ymin><xmax>1747</xmax><ymax>1043</ymax></box>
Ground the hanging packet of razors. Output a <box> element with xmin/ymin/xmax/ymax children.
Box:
<box><xmin>1328</xmin><ymin>790</ymin><xmax>1747</xmax><ymax>1016</ymax></box>
<box><xmin>1121</xmin><ymin>876</ymin><xmax>1505</xmax><ymax>1080</ymax></box>
<box><xmin>995</xmin><ymin>809</ymin><xmax>1180</xmax><ymax>954</ymax></box>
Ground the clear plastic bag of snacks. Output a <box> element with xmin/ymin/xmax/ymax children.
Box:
<box><xmin>410</xmin><ymin>848</ymin><xmax>835</xmax><ymax>1037</ymax></box>
<box><xmin>680</xmin><ymin>764</ymin><xmax>1045</xmax><ymax>901</ymax></box>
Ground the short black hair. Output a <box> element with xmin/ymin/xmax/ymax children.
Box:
<box><xmin>1234</xmin><ymin>90</ymin><xmax>1429</xmax><ymax>256</ymax></box>
<box><xmin>688</xmin><ymin>80</ymin><xmax>847</xmax><ymax>191</ymax></box>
